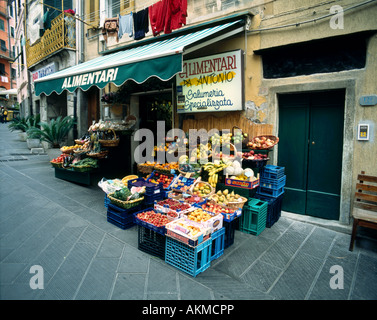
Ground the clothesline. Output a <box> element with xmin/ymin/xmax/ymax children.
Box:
<box><xmin>102</xmin><ymin>0</ymin><xmax>188</xmax><ymax>43</ymax></box>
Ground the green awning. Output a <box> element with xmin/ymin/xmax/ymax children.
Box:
<box><xmin>34</xmin><ymin>20</ymin><xmax>244</xmax><ymax>96</ymax></box>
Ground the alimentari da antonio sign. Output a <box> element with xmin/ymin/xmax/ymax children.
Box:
<box><xmin>176</xmin><ymin>50</ymin><xmax>243</xmax><ymax>113</ymax></box>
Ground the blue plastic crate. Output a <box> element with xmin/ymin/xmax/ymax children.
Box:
<box><xmin>107</xmin><ymin>202</ymin><xmax>142</xmax><ymax>217</ymax></box>
<box><xmin>107</xmin><ymin>208</ymin><xmax>135</xmax><ymax>230</ymax></box>
<box><xmin>260</xmin><ymin>175</ymin><xmax>286</xmax><ymax>189</ymax></box>
<box><xmin>144</xmin><ymin>190</ymin><xmax>164</xmax><ymax>205</ymax></box>
<box><xmin>165</xmin><ymin>237</ymin><xmax>212</xmax><ymax>277</ymax></box>
<box><xmin>256</xmin><ymin>184</ymin><xmax>284</xmax><ymax>198</ymax></box>
<box><xmin>254</xmin><ymin>193</ymin><xmax>284</xmax><ymax>228</ymax></box>
<box><xmin>210</xmin><ymin>227</ymin><xmax>225</xmax><ymax>261</ymax></box>
<box><xmin>260</xmin><ymin>165</ymin><xmax>285</xmax><ymax>180</ymax></box>
<box><xmin>104</xmin><ymin>195</ymin><xmax>110</xmax><ymax>208</ymax></box>
<box><xmin>128</xmin><ymin>177</ymin><xmax>163</xmax><ymax>196</ymax></box>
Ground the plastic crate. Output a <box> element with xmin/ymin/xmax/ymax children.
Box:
<box><xmin>256</xmin><ymin>184</ymin><xmax>284</xmax><ymax>198</ymax></box>
<box><xmin>108</xmin><ymin>202</ymin><xmax>142</xmax><ymax>217</ymax></box>
<box><xmin>144</xmin><ymin>190</ymin><xmax>165</xmax><ymax>206</ymax></box>
<box><xmin>223</xmin><ymin>218</ymin><xmax>239</xmax><ymax>249</ymax></box>
<box><xmin>259</xmin><ymin>175</ymin><xmax>286</xmax><ymax>189</ymax></box>
<box><xmin>107</xmin><ymin>208</ymin><xmax>136</xmax><ymax>230</ymax></box>
<box><xmin>137</xmin><ymin>225</ymin><xmax>166</xmax><ymax>260</ymax></box>
<box><xmin>253</xmin><ymin>193</ymin><xmax>284</xmax><ymax>228</ymax></box>
<box><xmin>260</xmin><ymin>165</ymin><xmax>285</xmax><ymax>180</ymax></box>
<box><xmin>239</xmin><ymin>198</ymin><xmax>268</xmax><ymax>236</ymax></box>
<box><xmin>210</xmin><ymin>227</ymin><xmax>225</xmax><ymax>261</ymax></box>
<box><xmin>165</xmin><ymin>237</ymin><xmax>212</xmax><ymax>277</ymax></box>
<box><xmin>128</xmin><ymin>177</ymin><xmax>163</xmax><ymax>196</ymax></box>
<box><xmin>104</xmin><ymin>195</ymin><xmax>110</xmax><ymax>208</ymax></box>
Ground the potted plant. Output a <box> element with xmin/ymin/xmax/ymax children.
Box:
<box><xmin>8</xmin><ymin>116</ymin><xmax>30</xmax><ymax>141</ymax></box>
<box><xmin>28</xmin><ymin>116</ymin><xmax>76</xmax><ymax>160</ymax></box>
<box><xmin>26</xmin><ymin>128</ymin><xmax>42</xmax><ymax>149</ymax></box>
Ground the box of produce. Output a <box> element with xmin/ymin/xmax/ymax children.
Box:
<box><xmin>165</xmin><ymin>218</ymin><xmax>211</xmax><ymax>247</ymax></box>
<box><xmin>170</xmin><ymin>174</ymin><xmax>196</xmax><ymax>193</ymax></box>
<box><xmin>209</xmin><ymin>189</ymin><xmax>247</xmax><ymax>209</ymax></box>
<box><xmin>134</xmin><ymin>209</ymin><xmax>170</xmax><ymax>235</ymax></box>
<box><xmin>147</xmin><ymin>170</ymin><xmax>176</xmax><ymax>190</ymax></box>
<box><xmin>128</xmin><ymin>177</ymin><xmax>163</xmax><ymax>195</ymax></box>
<box><xmin>201</xmin><ymin>201</ymin><xmax>241</xmax><ymax>222</ymax></box>
<box><xmin>70</xmin><ymin>158</ymin><xmax>99</xmax><ymax>172</ymax></box>
<box><xmin>182</xmin><ymin>195</ymin><xmax>206</xmax><ymax>205</ymax></box>
<box><xmin>184</xmin><ymin>208</ymin><xmax>223</xmax><ymax>233</ymax></box>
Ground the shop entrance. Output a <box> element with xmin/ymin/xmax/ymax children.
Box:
<box><xmin>277</xmin><ymin>90</ymin><xmax>345</xmax><ymax>220</ymax></box>
<box><xmin>139</xmin><ymin>92</ymin><xmax>173</xmax><ymax>144</ymax></box>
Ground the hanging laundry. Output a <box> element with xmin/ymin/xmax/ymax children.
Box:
<box><xmin>118</xmin><ymin>12</ymin><xmax>134</xmax><ymax>39</ymax></box>
<box><xmin>149</xmin><ymin>0</ymin><xmax>187</xmax><ymax>36</ymax></box>
<box><xmin>149</xmin><ymin>0</ymin><xmax>168</xmax><ymax>37</ymax></box>
<box><xmin>102</xmin><ymin>18</ymin><xmax>119</xmax><ymax>43</ymax></box>
<box><xmin>133</xmin><ymin>8</ymin><xmax>149</xmax><ymax>40</ymax></box>
<box><xmin>171</xmin><ymin>0</ymin><xmax>187</xmax><ymax>30</ymax></box>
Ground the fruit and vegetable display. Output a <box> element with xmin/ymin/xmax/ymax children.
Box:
<box><xmin>186</xmin><ymin>208</ymin><xmax>213</xmax><ymax>223</ymax></box>
<box><xmin>246</xmin><ymin>136</ymin><xmax>278</xmax><ymax>149</ymax></box>
<box><xmin>202</xmin><ymin>161</ymin><xmax>229</xmax><ymax>188</ymax></box>
<box><xmin>154</xmin><ymin>162</ymin><xmax>179</xmax><ymax>172</ymax></box>
<box><xmin>209</xmin><ymin>189</ymin><xmax>243</xmax><ymax>206</ymax></box>
<box><xmin>201</xmin><ymin>202</ymin><xmax>235</xmax><ymax>215</ymax></box>
<box><xmin>70</xmin><ymin>157</ymin><xmax>98</xmax><ymax>169</ymax></box>
<box><xmin>135</xmin><ymin>210</ymin><xmax>170</xmax><ymax>228</ymax></box>
<box><xmin>242</xmin><ymin>150</ymin><xmax>269</xmax><ymax>160</ymax></box>
<box><xmin>149</xmin><ymin>172</ymin><xmax>175</xmax><ymax>189</ymax></box>
<box><xmin>191</xmin><ymin>182</ymin><xmax>213</xmax><ymax>197</ymax></box>
<box><xmin>51</xmin><ymin>153</ymin><xmax>71</xmax><ymax>165</ymax></box>
<box><xmin>61</xmin><ymin>144</ymin><xmax>81</xmax><ymax>153</ymax></box>
<box><xmin>171</xmin><ymin>175</ymin><xmax>195</xmax><ymax>192</ymax></box>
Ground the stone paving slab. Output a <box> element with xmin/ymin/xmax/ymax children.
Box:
<box><xmin>1</xmin><ymin>125</ymin><xmax>377</xmax><ymax>301</ymax></box>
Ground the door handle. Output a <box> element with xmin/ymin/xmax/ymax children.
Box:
<box><xmin>312</xmin><ymin>141</ymin><xmax>315</xmax><ymax>145</ymax></box>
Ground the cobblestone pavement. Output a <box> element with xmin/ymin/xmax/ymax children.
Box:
<box><xmin>1</xmin><ymin>123</ymin><xmax>376</xmax><ymax>302</ymax></box>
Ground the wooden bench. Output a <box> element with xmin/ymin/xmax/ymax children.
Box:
<box><xmin>349</xmin><ymin>171</ymin><xmax>377</xmax><ymax>251</ymax></box>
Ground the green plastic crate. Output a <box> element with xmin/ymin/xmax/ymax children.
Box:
<box><xmin>239</xmin><ymin>198</ymin><xmax>268</xmax><ymax>236</ymax></box>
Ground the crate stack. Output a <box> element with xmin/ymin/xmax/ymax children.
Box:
<box><xmin>164</xmin><ymin>212</ymin><xmax>225</xmax><ymax>277</ymax></box>
<box><xmin>134</xmin><ymin>208</ymin><xmax>167</xmax><ymax>260</ymax></box>
<box><xmin>106</xmin><ymin>202</ymin><xmax>142</xmax><ymax>230</ymax></box>
<box><xmin>254</xmin><ymin>165</ymin><xmax>285</xmax><ymax>228</ymax></box>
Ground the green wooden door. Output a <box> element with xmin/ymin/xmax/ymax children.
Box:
<box><xmin>278</xmin><ymin>90</ymin><xmax>345</xmax><ymax>220</ymax></box>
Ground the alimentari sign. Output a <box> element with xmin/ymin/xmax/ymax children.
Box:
<box><xmin>176</xmin><ymin>50</ymin><xmax>243</xmax><ymax>113</ymax></box>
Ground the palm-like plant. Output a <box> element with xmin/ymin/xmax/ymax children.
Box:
<box><xmin>8</xmin><ymin>114</ymin><xmax>40</xmax><ymax>132</ymax></box>
<box><xmin>27</xmin><ymin>116</ymin><xmax>76</xmax><ymax>148</ymax></box>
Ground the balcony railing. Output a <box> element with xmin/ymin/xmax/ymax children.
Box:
<box><xmin>26</xmin><ymin>13</ymin><xmax>76</xmax><ymax>67</ymax></box>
